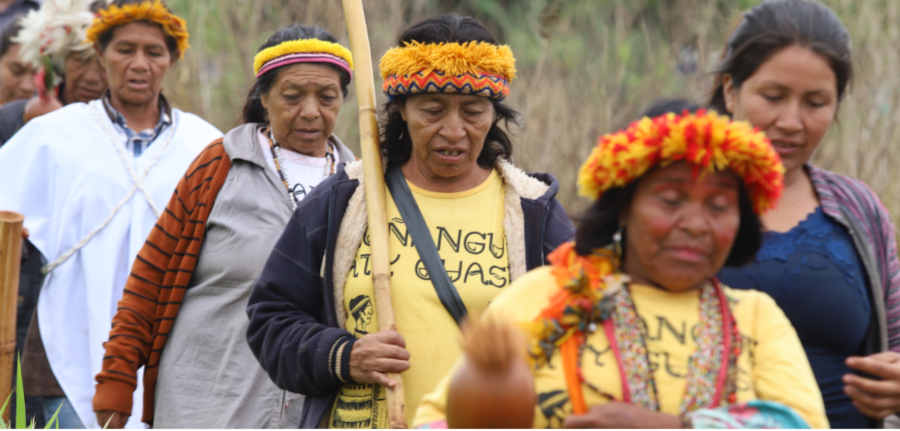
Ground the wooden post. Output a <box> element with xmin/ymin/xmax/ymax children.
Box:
<box><xmin>341</xmin><ymin>0</ymin><xmax>406</xmax><ymax>428</ymax></box>
<box><xmin>0</xmin><ymin>211</ymin><xmax>23</xmax><ymax>422</ymax></box>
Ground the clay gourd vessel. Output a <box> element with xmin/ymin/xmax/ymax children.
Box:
<box><xmin>446</xmin><ymin>315</ymin><xmax>536</xmax><ymax>428</ymax></box>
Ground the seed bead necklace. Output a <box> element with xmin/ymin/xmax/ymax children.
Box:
<box><xmin>266</xmin><ymin>128</ymin><xmax>336</xmax><ymax>208</ymax></box>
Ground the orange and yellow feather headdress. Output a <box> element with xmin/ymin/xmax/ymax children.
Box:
<box><xmin>85</xmin><ymin>0</ymin><xmax>189</xmax><ymax>59</ymax></box>
<box><xmin>578</xmin><ymin>110</ymin><xmax>784</xmax><ymax>214</ymax></box>
<box><xmin>379</xmin><ymin>40</ymin><xmax>516</xmax><ymax>101</ymax></box>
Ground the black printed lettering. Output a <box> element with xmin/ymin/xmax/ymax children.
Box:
<box><xmin>463</xmin><ymin>231</ymin><xmax>487</xmax><ymax>254</ymax></box>
<box><xmin>488</xmin><ymin>265</ymin><xmax>508</xmax><ymax>288</ymax></box>
<box><xmin>414</xmin><ymin>259</ymin><xmax>430</xmax><ymax>280</ymax></box>
<box><xmin>653</xmin><ymin>315</ymin><xmax>686</xmax><ymax>345</ymax></box>
<box><xmin>584</xmin><ymin>343</ymin><xmax>610</xmax><ymax>367</ymax></box>
<box><xmin>349</xmin><ymin>258</ymin><xmax>359</xmax><ymax>277</ymax></box>
<box><xmin>388</xmin><ymin>219</ymin><xmax>410</xmax><ymax>246</ymax></box>
<box><xmin>446</xmin><ymin>259</ymin><xmax>463</xmax><ymax>283</ymax></box>
<box><xmin>436</xmin><ymin>226</ymin><xmax>461</xmax><ymax>252</ymax></box>
<box><xmin>488</xmin><ymin>233</ymin><xmax>505</xmax><ymax>259</ymax></box>
<box><xmin>361</xmin><ymin>253</ymin><xmax>371</xmax><ymax>276</ymax></box>
<box><xmin>463</xmin><ymin>262</ymin><xmax>485</xmax><ymax>284</ymax></box>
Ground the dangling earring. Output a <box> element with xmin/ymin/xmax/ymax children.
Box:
<box><xmin>612</xmin><ymin>225</ymin><xmax>624</xmax><ymax>258</ymax></box>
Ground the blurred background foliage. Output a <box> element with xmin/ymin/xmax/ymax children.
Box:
<box><xmin>162</xmin><ymin>0</ymin><xmax>900</xmax><ymax>221</ymax></box>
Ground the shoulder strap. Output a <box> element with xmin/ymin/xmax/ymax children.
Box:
<box><xmin>386</xmin><ymin>167</ymin><xmax>468</xmax><ymax>325</ymax></box>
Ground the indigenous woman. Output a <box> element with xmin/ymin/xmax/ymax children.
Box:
<box><xmin>4</xmin><ymin>0</ymin><xmax>107</xmax><ymax>426</ymax></box>
<box><xmin>0</xmin><ymin>17</ymin><xmax>35</xmax><ymax>106</ymax></box>
<box><xmin>414</xmin><ymin>110</ymin><xmax>829</xmax><ymax>428</ymax></box>
<box><xmin>0</xmin><ymin>0</ymin><xmax>107</xmax><ymax>145</ymax></box>
<box><xmin>0</xmin><ymin>0</ymin><xmax>221</xmax><ymax>427</ymax></box>
<box><xmin>711</xmin><ymin>0</ymin><xmax>900</xmax><ymax>426</ymax></box>
<box><xmin>92</xmin><ymin>24</ymin><xmax>355</xmax><ymax>428</ymax></box>
<box><xmin>246</xmin><ymin>15</ymin><xmax>574</xmax><ymax>428</ymax></box>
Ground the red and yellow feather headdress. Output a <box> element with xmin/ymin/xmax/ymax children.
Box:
<box><xmin>578</xmin><ymin>109</ymin><xmax>784</xmax><ymax>214</ymax></box>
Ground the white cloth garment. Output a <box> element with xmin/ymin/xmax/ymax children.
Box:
<box><xmin>0</xmin><ymin>99</ymin><xmax>222</xmax><ymax>428</ymax></box>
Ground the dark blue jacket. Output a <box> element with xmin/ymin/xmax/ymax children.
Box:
<box><xmin>246</xmin><ymin>163</ymin><xmax>574</xmax><ymax>427</ymax></box>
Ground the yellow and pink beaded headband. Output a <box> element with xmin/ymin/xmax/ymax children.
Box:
<box><xmin>253</xmin><ymin>39</ymin><xmax>353</xmax><ymax>78</ymax></box>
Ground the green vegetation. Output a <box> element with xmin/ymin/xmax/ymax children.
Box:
<box><xmin>161</xmin><ymin>0</ymin><xmax>900</xmax><ymax>222</ymax></box>
<box><xmin>1</xmin><ymin>356</ymin><xmax>60</xmax><ymax>429</ymax></box>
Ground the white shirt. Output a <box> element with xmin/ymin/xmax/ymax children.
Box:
<box><xmin>257</xmin><ymin>129</ymin><xmax>340</xmax><ymax>204</ymax></box>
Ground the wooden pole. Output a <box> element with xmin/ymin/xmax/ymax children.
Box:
<box><xmin>0</xmin><ymin>211</ymin><xmax>23</xmax><ymax>422</ymax></box>
<box><xmin>341</xmin><ymin>0</ymin><xmax>406</xmax><ymax>428</ymax></box>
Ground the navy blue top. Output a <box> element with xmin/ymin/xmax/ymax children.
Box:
<box><xmin>718</xmin><ymin>206</ymin><xmax>875</xmax><ymax>428</ymax></box>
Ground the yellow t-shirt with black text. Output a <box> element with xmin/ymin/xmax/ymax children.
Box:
<box><xmin>329</xmin><ymin>170</ymin><xmax>509</xmax><ymax>427</ymax></box>
<box><xmin>413</xmin><ymin>267</ymin><xmax>829</xmax><ymax>429</ymax></box>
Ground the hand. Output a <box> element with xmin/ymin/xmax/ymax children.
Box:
<box><xmin>349</xmin><ymin>330</ymin><xmax>410</xmax><ymax>388</ymax></box>
<box><xmin>844</xmin><ymin>351</ymin><xmax>900</xmax><ymax>419</ymax></box>
<box><xmin>95</xmin><ymin>410</ymin><xmax>128</xmax><ymax>429</ymax></box>
<box><xmin>563</xmin><ymin>401</ymin><xmax>683</xmax><ymax>428</ymax></box>
<box><xmin>23</xmin><ymin>93</ymin><xmax>63</xmax><ymax>123</ymax></box>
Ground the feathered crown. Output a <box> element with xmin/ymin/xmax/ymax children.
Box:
<box><xmin>14</xmin><ymin>0</ymin><xmax>96</xmax><ymax>72</ymax></box>
<box><xmin>578</xmin><ymin>110</ymin><xmax>784</xmax><ymax>214</ymax></box>
<box><xmin>85</xmin><ymin>0</ymin><xmax>189</xmax><ymax>59</ymax></box>
<box><xmin>379</xmin><ymin>41</ymin><xmax>516</xmax><ymax>101</ymax></box>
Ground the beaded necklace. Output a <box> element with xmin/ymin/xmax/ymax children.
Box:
<box><xmin>530</xmin><ymin>242</ymin><xmax>741</xmax><ymax>416</ymax></box>
<box><xmin>266</xmin><ymin>128</ymin><xmax>336</xmax><ymax>208</ymax></box>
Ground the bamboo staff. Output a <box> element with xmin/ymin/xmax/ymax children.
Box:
<box><xmin>341</xmin><ymin>0</ymin><xmax>406</xmax><ymax>427</ymax></box>
<box><xmin>0</xmin><ymin>211</ymin><xmax>23</xmax><ymax>422</ymax></box>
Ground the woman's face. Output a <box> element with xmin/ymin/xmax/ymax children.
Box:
<box><xmin>0</xmin><ymin>43</ymin><xmax>35</xmax><ymax>104</ymax></box>
<box><xmin>724</xmin><ymin>44</ymin><xmax>838</xmax><ymax>181</ymax></box>
<box><xmin>622</xmin><ymin>162</ymin><xmax>742</xmax><ymax>292</ymax></box>
<box><xmin>400</xmin><ymin>93</ymin><xmax>494</xmax><ymax>192</ymax></box>
<box><xmin>261</xmin><ymin>62</ymin><xmax>344</xmax><ymax>156</ymax></box>
<box><xmin>98</xmin><ymin>21</ymin><xmax>172</xmax><ymax>109</ymax></box>
<box><xmin>62</xmin><ymin>51</ymin><xmax>107</xmax><ymax>104</ymax></box>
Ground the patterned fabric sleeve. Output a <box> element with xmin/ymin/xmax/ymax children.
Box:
<box><xmin>812</xmin><ymin>165</ymin><xmax>900</xmax><ymax>351</ymax></box>
<box><xmin>873</xmin><ymin>194</ymin><xmax>900</xmax><ymax>351</ymax></box>
<box><xmin>92</xmin><ymin>139</ymin><xmax>229</xmax><ymax>419</ymax></box>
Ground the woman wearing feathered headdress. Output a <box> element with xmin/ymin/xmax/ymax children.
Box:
<box><xmin>93</xmin><ymin>23</ymin><xmax>357</xmax><ymax>428</ymax></box>
<box><xmin>0</xmin><ymin>0</ymin><xmax>222</xmax><ymax>427</ymax></box>
<box><xmin>0</xmin><ymin>0</ymin><xmax>107</xmax><ymax>144</ymax></box>
<box><xmin>413</xmin><ymin>109</ymin><xmax>828</xmax><ymax>429</ymax></box>
<box><xmin>245</xmin><ymin>14</ymin><xmax>575</xmax><ymax>428</ymax></box>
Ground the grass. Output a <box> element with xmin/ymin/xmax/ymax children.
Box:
<box><xmin>1</xmin><ymin>356</ymin><xmax>60</xmax><ymax>429</ymax></box>
<box><xmin>159</xmin><ymin>0</ymin><xmax>900</xmax><ymax>227</ymax></box>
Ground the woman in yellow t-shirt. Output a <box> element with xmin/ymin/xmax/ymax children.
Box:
<box><xmin>245</xmin><ymin>14</ymin><xmax>574</xmax><ymax>428</ymax></box>
<box><xmin>414</xmin><ymin>108</ymin><xmax>829</xmax><ymax>428</ymax></box>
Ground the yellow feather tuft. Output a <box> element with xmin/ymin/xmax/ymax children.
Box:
<box><xmin>85</xmin><ymin>0</ymin><xmax>189</xmax><ymax>59</ymax></box>
<box><xmin>379</xmin><ymin>41</ymin><xmax>516</xmax><ymax>81</ymax></box>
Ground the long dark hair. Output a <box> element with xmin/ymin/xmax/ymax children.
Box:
<box><xmin>0</xmin><ymin>17</ymin><xmax>22</xmax><ymax>58</ymax></box>
<box><xmin>380</xmin><ymin>15</ymin><xmax>519</xmax><ymax>169</ymax></box>
<box><xmin>94</xmin><ymin>0</ymin><xmax>181</xmax><ymax>59</ymax></box>
<box><xmin>242</xmin><ymin>24</ymin><xmax>350</xmax><ymax>125</ymax></box>
<box><xmin>709</xmin><ymin>0</ymin><xmax>852</xmax><ymax>114</ymax></box>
